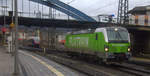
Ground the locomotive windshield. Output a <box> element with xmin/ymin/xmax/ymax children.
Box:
<box><xmin>107</xmin><ymin>28</ymin><xmax>129</xmax><ymax>43</ymax></box>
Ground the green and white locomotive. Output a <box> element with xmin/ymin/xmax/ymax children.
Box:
<box><xmin>65</xmin><ymin>27</ymin><xmax>131</xmax><ymax>62</ymax></box>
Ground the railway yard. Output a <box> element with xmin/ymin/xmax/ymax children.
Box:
<box><xmin>0</xmin><ymin>0</ymin><xmax>150</xmax><ymax>76</ymax></box>
<box><xmin>1</xmin><ymin>45</ymin><xmax>150</xmax><ymax>76</ymax></box>
<box><xmin>1</xmin><ymin>21</ymin><xmax>150</xmax><ymax>76</ymax></box>
<box><xmin>18</xmin><ymin>47</ymin><xmax>150</xmax><ymax>76</ymax></box>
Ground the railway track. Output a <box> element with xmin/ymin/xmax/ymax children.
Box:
<box><xmin>110</xmin><ymin>63</ymin><xmax>150</xmax><ymax>76</ymax></box>
<box><xmin>21</xmin><ymin>47</ymin><xmax>150</xmax><ymax>76</ymax></box>
<box><xmin>127</xmin><ymin>60</ymin><xmax>150</xmax><ymax>68</ymax></box>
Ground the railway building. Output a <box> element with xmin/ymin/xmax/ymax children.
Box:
<box><xmin>129</xmin><ymin>5</ymin><xmax>150</xmax><ymax>26</ymax></box>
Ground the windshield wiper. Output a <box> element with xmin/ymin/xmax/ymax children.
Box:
<box><xmin>116</xmin><ymin>31</ymin><xmax>123</xmax><ymax>40</ymax></box>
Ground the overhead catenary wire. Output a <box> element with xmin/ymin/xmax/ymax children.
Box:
<box><xmin>2</xmin><ymin>0</ymin><xmax>3</xmax><ymax>6</ymax></box>
<box><xmin>5</xmin><ymin>0</ymin><xmax>8</xmax><ymax>25</ymax></box>
<box><xmin>67</xmin><ymin>0</ymin><xmax>76</xmax><ymax>4</ymax></box>
<box><xmin>87</xmin><ymin>0</ymin><xmax>150</xmax><ymax>16</ymax></box>
<box><xmin>12</xmin><ymin>0</ymin><xmax>14</xmax><ymax>22</ymax></box>
<box><xmin>38</xmin><ymin>0</ymin><xmax>39</xmax><ymax>12</ymax></box>
<box><xmin>66</xmin><ymin>0</ymin><xmax>76</xmax><ymax>20</ymax></box>
<box><xmin>1</xmin><ymin>0</ymin><xmax>3</xmax><ymax>15</ymax></box>
<box><xmin>29</xmin><ymin>0</ymin><xmax>31</xmax><ymax>16</ymax></box>
<box><xmin>22</xmin><ymin>0</ymin><xmax>24</xmax><ymax>16</ymax></box>
<box><xmin>133</xmin><ymin>0</ymin><xmax>150</xmax><ymax>5</ymax></box>
<box><xmin>6</xmin><ymin>0</ymin><xmax>7</xmax><ymax>11</ymax></box>
<box><xmin>42</xmin><ymin>5</ymin><xmax>43</xmax><ymax>18</ymax></box>
<box><xmin>86</xmin><ymin>1</ymin><xmax>116</xmax><ymax>13</ymax></box>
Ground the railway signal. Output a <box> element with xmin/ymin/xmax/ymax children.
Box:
<box><xmin>10</xmin><ymin>22</ymin><xmax>15</xmax><ymax>29</ymax></box>
<box><xmin>1</xmin><ymin>27</ymin><xmax>6</xmax><ymax>45</ymax></box>
<box><xmin>1</xmin><ymin>27</ymin><xmax>6</xmax><ymax>33</ymax></box>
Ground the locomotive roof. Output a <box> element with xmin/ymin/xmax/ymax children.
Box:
<box><xmin>95</xmin><ymin>27</ymin><xmax>127</xmax><ymax>32</ymax></box>
<box><xmin>71</xmin><ymin>27</ymin><xmax>127</xmax><ymax>35</ymax></box>
<box><xmin>71</xmin><ymin>29</ymin><xmax>95</xmax><ymax>34</ymax></box>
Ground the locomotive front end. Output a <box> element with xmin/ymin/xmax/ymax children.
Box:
<box><xmin>104</xmin><ymin>27</ymin><xmax>131</xmax><ymax>62</ymax></box>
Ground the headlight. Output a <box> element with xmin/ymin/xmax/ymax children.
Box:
<box><xmin>105</xmin><ymin>48</ymin><xmax>109</xmax><ymax>52</ymax></box>
<box><xmin>128</xmin><ymin>48</ymin><xmax>131</xmax><ymax>52</ymax></box>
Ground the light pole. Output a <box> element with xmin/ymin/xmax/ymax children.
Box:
<box><xmin>14</xmin><ymin>0</ymin><xmax>19</xmax><ymax>75</ymax></box>
<box><xmin>10</xmin><ymin>0</ymin><xmax>14</xmax><ymax>55</ymax></box>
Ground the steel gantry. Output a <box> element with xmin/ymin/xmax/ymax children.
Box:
<box><xmin>30</xmin><ymin>0</ymin><xmax>96</xmax><ymax>22</ymax></box>
<box><xmin>117</xmin><ymin>0</ymin><xmax>129</xmax><ymax>24</ymax></box>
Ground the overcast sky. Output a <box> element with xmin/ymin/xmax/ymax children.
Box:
<box><xmin>61</xmin><ymin>0</ymin><xmax>150</xmax><ymax>16</ymax></box>
<box><xmin>0</xmin><ymin>0</ymin><xmax>150</xmax><ymax>17</ymax></box>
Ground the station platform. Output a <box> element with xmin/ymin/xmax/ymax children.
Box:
<box><xmin>0</xmin><ymin>46</ymin><xmax>86</xmax><ymax>76</ymax></box>
<box><xmin>19</xmin><ymin>50</ymin><xmax>87</xmax><ymax>76</ymax></box>
<box><xmin>0</xmin><ymin>46</ymin><xmax>14</xmax><ymax>76</ymax></box>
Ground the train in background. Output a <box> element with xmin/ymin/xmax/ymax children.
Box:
<box><xmin>24</xmin><ymin>36</ymin><xmax>40</xmax><ymax>48</ymax></box>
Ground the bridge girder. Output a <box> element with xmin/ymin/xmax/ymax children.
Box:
<box><xmin>30</xmin><ymin>0</ymin><xmax>83</xmax><ymax>21</ymax></box>
<box><xmin>30</xmin><ymin>0</ymin><xmax>96</xmax><ymax>22</ymax></box>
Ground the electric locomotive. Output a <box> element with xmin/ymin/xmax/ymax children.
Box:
<box><xmin>65</xmin><ymin>27</ymin><xmax>131</xmax><ymax>62</ymax></box>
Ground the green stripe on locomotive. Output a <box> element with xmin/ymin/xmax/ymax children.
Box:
<box><xmin>65</xmin><ymin>32</ymin><xmax>130</xmax><ymax>53</ymax></box>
